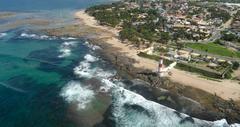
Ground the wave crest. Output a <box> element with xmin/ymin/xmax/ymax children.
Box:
<box><xmin>85</xmin><ymin>41</ymin><xmax>101</xmax><ymax>51</ymax></box>
<box><xmin>74</xmin><ymin>54</ymin><xmax>115</xmax><ymax>80</ymax></box>
<box><xmin>0</xmin><ymin>33</ymin><xmax>7</xmax><ymax>38</ymax></box>
<box><xmin>84</xmin><ymin>54</ymin><xmax>98</xmax><ymax>62</ymax></box>
<box><xmin>60</xmin><ymin>81</ymin><xmax>95</xmax><ymax>110</ymax></box>
<box><xmin>58</xmin><ymin>41</ymin><xmax>79</xmax><ymax>58</ymax></box>
<box><xmin>109</xmin><ymin>87</ymin><xmax>240</xmax><ymax>127</ymax></box>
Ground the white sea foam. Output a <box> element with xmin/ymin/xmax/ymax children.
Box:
<box><xmin>84</xmin><ymin>54</ymin><xmax>98</xmax><ymax>62</ymax></box>
<box><xmin>99</xmin><ymin>79</ymin><xmax>116</xmax><ymax>92</ymax></box>
<box><xmin>39</xmin><ymin>35</ymin><xmax>49</xmax><ymax>39</ymax></box>
<box><xmin>62</xmin><ymin>41</ymin><xmax>78</xmax><ymax>46</ymax></box>
<box><xmin>74</xmin><ymin>54</ymin><xmax>115</xmax><ymax>80</ymax></box>
<box><xmin>20</xmin><ymin>33</ymin><xmax>37</xmax><ymax>38</ymax></box>
<box><xmin>63</xmin><ymin>51</ymin><xmax>240</xmax><ymax>126</ymax></box>
<box><xmin>73</xmin><ymin>54</ymin><xmax>97</xmax><ymax>78</ymax></box>
<box><xmin>96</xmin><ymin>68</ymin><xmax>115</xmax><ymax>79</ymax></box>
<box><xmin>85</xmin><ymin>41</ymin><xmax>101</xmax><ymax>51</ymax></box>
<box><xmin>60</xmin><ymin>81</ymin><xmax>95</xmax><ymax>110</ymax></box>
<box><xmin>61</xmin><ymin>37</ymin><xmax>77</xmax><ymax>40</ymax></box>
<box><xmin>74</xmin><ymin>61</ymin><xmax>94</xmax><ymax>78</ymax></box>
<box><xmin>19</xmin><ymin>32</ymin><xmax>72</xmax><ymax>40</ymax></box>
<box><xmin>58</xmin><ymin>41</ymin><xmax>79</xmax><ymax>58</ymax></box>
<box><xmin>110</xmin><ymin>86</ymin><xmax>240</xmax><ymax>127</ymax></box>
<box><xmin>0</xmin><ymin>33</ymin><xmax>7</xmax><ymax>38</ymax></box>
<box><xmin>85</xmin><ymin>41</ymin><xmax>89</xmax><ymax>45</ymax></box>
<box><xmin>20</xmin><ymin>33</ymin><xmax>57</xmax><ymax>40</ymax></box>
<box><xmin>91</xmin><ymin>45</ymin><xmax>102</xmax><ymax>50</ymax></box>
<box><xmin>58</xmin><ymin>48</ymin><xmax>71</xmax><ymax>58</ymax></box>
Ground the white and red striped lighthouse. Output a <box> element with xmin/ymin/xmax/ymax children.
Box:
<box><xmin>156</xmin><ymin>54</ymin><xmax>177</xmax><ymax>77</ymax></box>
<box><xmin>157</xmin><ymin>54</ymin><xmax>166</xmax><ymax>77</ymax></box>
<box><xmin>158</xmin><ymin>57</ymin><xmax>164</xmax><ymax>73</ymax></box>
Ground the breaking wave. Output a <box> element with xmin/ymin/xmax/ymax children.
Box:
<box><xmin>58</xmin><ymin>41</ymin><xmax>79</xmax><ymax>58</ymax></box>
<box><xmin>85</xmin><ymin>41</ymin><xmax>101</xmax><ymax>51</ymax></box>
<box><xmin>62</xmin><ymin>53</ymin><xmax>115</xmax><ymax>110</ymax></box>
<box><xmin>60</xmin><ymin>81</ymin><xmax>95</xmax><ymax>110</ymax></box>
<box><xmin>0</xmin><ymin>33</ymin><xmax>7</xmax><ymax>38</ymax></box>
<box><xmin>73</xmin><ymin>54</ymin><xmax>98</xmax><ymax>78</ymax></box>
<box><xmin>109</xmin><ymin>87</ymin><xmax>240</xmax><ymax>127</ymax></box>
<box><xmin>20</xmin><ymin>33</ymin><xmax>54</xmax><ymax>40</ymax></box>
<box><xmin>61</xmin><ymin>37</ymin><xmax>77</xmax><ymax>40</ymax></box>
<box><xmin>74</xmin><ymin>54</ymin><xmax>115</xmax><ymax>79</ymax></box>
<box><xmin>20</xmin><ymin>33</ymin><xmax>77</xmax><ymax>41</ymax></box>
<box><xmin>60</xmin><ymin>46</ymin><xmax>240</xmax><ymax>126</ymax></box>
<box><xmin>84</xmin><ymin>54</ymin><xmax>98</xmax><ymax>62</ymax></box>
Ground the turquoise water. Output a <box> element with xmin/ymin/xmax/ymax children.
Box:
<box><xmin>0</xmin><ymin>1</ymin><xmax>117</xmax><ymax>126</ymax></box>
<box><xmin>0</xmin><ymin>0</ymin><xmax>116</xmax><ymax>11</ymax></box>
<box><xmin>0</xmin><ymin>31</ymin><xmax>91</xmax><ymax>127</ymax></box>
<box><xmin>1</xmin><ymin>0</ymin><xmax>240</xmax><ymax>126</ymax></box>
<box><xmin>0</xmin><ymin>31</ymin><xmax>239</xmax><ymax>127</ymax></box>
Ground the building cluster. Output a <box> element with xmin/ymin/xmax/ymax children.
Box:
<box><xmin>124</xmin><ymin>0</ymin><xmax>233</xmax><ymax>41</ymax></box>
<box><xmin>157</xmin><ymin>47</ymin><xmax>231</xmax><ymax>71</ymax></box>
<box><xmin>231</xmin><ymin>11</ymin><xmax>240</xmax><ymax>34</ymax></box>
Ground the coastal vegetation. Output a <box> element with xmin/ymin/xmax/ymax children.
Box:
<box><xmin>86</xmin><ymin>0</ymin><xmax>240</xmax><ymax>80</ymax></box>
<box><xmin>86</xmin><ymin>2</ymin><xmax>171</xmax><ymax>45</ymax></box>
<box><xmin>206</xmin><ymin>7</ymin><xmax>231</xmax><ymax>23</ymax></box>
<box><xmin>86</xmin><ymin>2</ymin><xmax>125</xmax><ymax>27</ymax></box>
<box><xmin>86</xmin><ymin>0</ymin><xmax>235</xmax><ymax>45</ymax></box>
<box><xmin>221</xmin><ymin>31</ymin><xmax>240</xmax><ymax>43</ymax></box>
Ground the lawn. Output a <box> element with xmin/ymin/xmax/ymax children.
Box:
<box><xmin>186</xmin><ymin>42</ymin><xmax>240</xmax><ymax>58</ymax></box>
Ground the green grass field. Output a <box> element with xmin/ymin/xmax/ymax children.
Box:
<box><xmin>186</xmin><ymin>42</ymin><xmax>240</xmax><ymax>58</ymax></box>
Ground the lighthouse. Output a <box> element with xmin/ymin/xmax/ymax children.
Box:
<box><xmin>157</xmin><ymin>56</ymin><xmax>165</xmax><ymax>77</ymax></box>
<box><xmin>157</xmin><ymin>55</ymin><xmax>177</xmax><ymax>77</ymax></box>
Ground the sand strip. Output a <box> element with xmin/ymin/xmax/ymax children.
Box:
<box><xmin>75</xmin><ymin>10</ymin><xmax>240</xmax><ymax>101</ymax></box>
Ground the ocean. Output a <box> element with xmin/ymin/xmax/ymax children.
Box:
<box><xmin>0</xmin><ymin>1</ymin><xmax>239</xmax><ymax>127</ymax></box>
<box><xmin>0</xmin><ymin>0</ymin><xmax>116</xmax><ymax>11</ymax></box>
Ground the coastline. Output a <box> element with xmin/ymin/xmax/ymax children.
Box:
<box><xmin>29</xmin><ymin>9</ymin><xmax>240</xmax><ymax>123</ymax></box>
<box><xmin>74</xmin><ymin>10</ymin><xmax>240</xmax><ymax>101</ymax></box>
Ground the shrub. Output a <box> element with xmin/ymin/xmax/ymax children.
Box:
<box><xmin>232</xmin><ymin>61</ymin><xmax>239</xmax><ymax>70</ymax></box>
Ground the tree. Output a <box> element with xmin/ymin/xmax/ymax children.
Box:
<box><xmin>221</xmin><ymin>32</ymin><xmax>238</xmax><ymax>42</ymax></box>
<box><xmin>176</xmin><ymin>42</ymin><xmax>184</xmax><ymax>50</ymax></box>
<box><xmin>160</xmin><ymin>32</ymin><xmax>171</xmax><ymax>44</ymax></box>
<box><xmin>232</xmin><ymin>61</ymin><xmax>239</xmax><ymax>70</ymax></box>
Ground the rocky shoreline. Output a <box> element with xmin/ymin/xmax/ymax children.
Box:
<box><xmin>43</xmin><ymin>23</ymin><xmax>240</xmax><ymax>124</ymax></box>
<box><xmin>37</xmin><ymin>8</ymin><xmax>240</xmax><ymax>123</ymax></box>
<box><xmin>94</xmin><ymin>38</ymin><xmax>240</xmax><ymax>123</ymax></box>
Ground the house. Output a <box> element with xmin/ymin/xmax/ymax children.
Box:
<box><xmin>217</xmin><ymin>59</ymin><xmax>226</xmax><ymax>63</ymax></box>
<box><xmin>177</xmin><ymin>50</ymin><xmax>191</xmax><ymax>61</ymax></box>
<box><xmin>190</xmin><ymin>52</ymin><xmax>200</xmax><ymax>58</ymax></box>
<box><xmin>207</xmin><ymin>62</ymin><xmax>218</xmax><ymax>69</ymax></box>
<box><xmin>167</xmin><ymin>50</ymin><xmax>178</xmax><ymax>58</ymax></box>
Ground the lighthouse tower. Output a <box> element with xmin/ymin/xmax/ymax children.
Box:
<box><xmin>156</xmin><ymin>54</ymin><xmax>177</xmax><ymax>77</ymax></box>
<box><xmin>157</xmin><ymin>57</ymin><xmax>165</xmax><ymax>77</ymax></box>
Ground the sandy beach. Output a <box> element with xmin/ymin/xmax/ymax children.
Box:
<box><xmin>75</xmin><ymin>10</ymin><xmax>240</xmax><ymax>101</ymax></box>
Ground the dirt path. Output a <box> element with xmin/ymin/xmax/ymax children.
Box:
<box><xmin>75</xmin><ymin>10</ymin><xmax>240</xmax><ymax>101</ymax></box>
